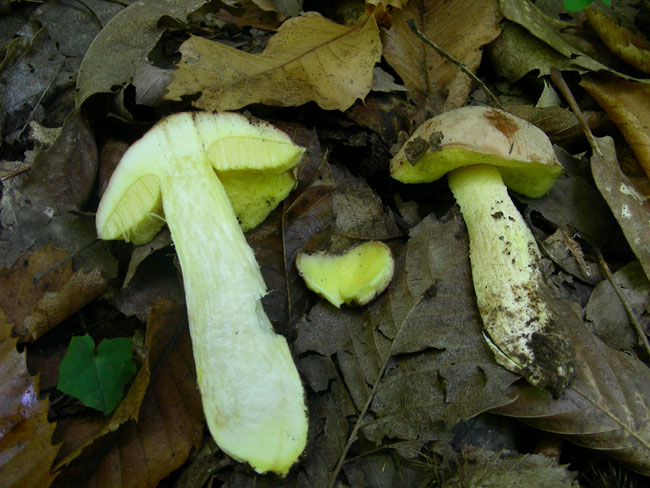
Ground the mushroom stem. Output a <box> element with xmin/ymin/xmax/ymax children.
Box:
<box><xmin>448</xmin><ymin>164</ymin><xmax>572</xmax><ymax>394</ymax></box>
<box><xmin>161</xmin><ymin>156</ymin><xmax>306</xmax><ymax>475</ymax></box>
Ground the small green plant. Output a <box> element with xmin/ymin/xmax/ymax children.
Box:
<box><xmin>57</xmin><ymin>334</ymin><xmax>136</xmax><ymax>415</ymax></box>
<box><xmin>563</xmin><ymin>0</ymin><xmax>611</xmax><ymax>12</ymax></box>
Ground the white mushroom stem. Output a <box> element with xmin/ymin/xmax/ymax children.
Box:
<box><xmin>161</xmin><ymin>155</ymin><xmax>306</xmax><ymax>475</ymax></box>
<box><xmin>448</xmin><ymin>164</ymin><xmax>571</xmax><ymax>391</ymax></box>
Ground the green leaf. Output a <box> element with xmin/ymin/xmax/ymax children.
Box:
<box><xmin>563</xmin><ymin>0</ymin><xmax>610</xmax><ymax>12</ymax></box>
<box><xmin>57</xmin><ymin>334</ymin><xmax>136</xmax><ymax>414</ymax></box>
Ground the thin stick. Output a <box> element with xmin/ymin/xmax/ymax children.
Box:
<box><xmin>33</xmin><ymin>239</ymin><xmax>99</xmax><ymax>284</ymax></box>
<box><xmin>407</xmin><ymin>19</ymin><xmax>504</xmax><ymax>110</ymax></box>
<box><xmin>549</xmin><ymin>66</ymin><xmax>602</xmax><ymax>157</ymax></box>
<box><xmin>595</xmin><ymin>248</ymin><xmax>650</xmax><ymax>358</ymax></box>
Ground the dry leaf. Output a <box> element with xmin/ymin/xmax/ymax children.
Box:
<box><xmin>581</xmin><ymin>74</ymin><xmax>650</xmax><ymax>181</ymax></box>
<box><xmin>445</xmin><ymin>449</ymin><xmax>578</xmax><ymax>487</ymax></box>
<box><xmin>164</xmin><ymin>12</ymin><xmax>381</xmax><ymax>111</ymax></box>
<box><xmin>76</xmin><ymin>0</ymin><xmax>210</xmax><ymax>107</ymax></box>
<box><xmin>585</xmin><ymin>7</ymin><xmax>650</xmax><ymax>74</ymax></box>
<box><xmin>498</xmin><ymin>0</ymin><xmax>641</xmax><ymax>80</ymax></box>
<box><xmin>0</xmin><ymin>310</ymin><xmax>60</xmax><ymax>488</ymax></box>
<box><xmin>294</xmin><ymin>211</ymin><xmax>517</xmax><ymax>480</ymax></box>
<box><xmin>382</xmin><ymin>0</ymin><xmax>502</xmax><ymax>116</ymax></box>
<box><xmin>20</xmin><ymin>110</ymin><xmax>97</xmax><ymax>213</ymax></box>
<box><xmin>52</xmin><ymin>300</ymin><xmax>204</xmax><ymax>488</ymax></box>
<box><xmin>589</xmin><ymin>136</ymin><xmax>650</xmax><ymax>282</ymax></box>
<box><xmin>0</xmin><ymin>244</ymin><xmax>108</xmax><ymax>343</ymax></box>
<box><xmin>493</xmin><ymin>303</ymin><xmax>650</xmax><ymax>476</ymax></box>
<box><xmin>586</xmin><ymin>261</ymin><xmax>650</xmax><ymax>353</ymax></box>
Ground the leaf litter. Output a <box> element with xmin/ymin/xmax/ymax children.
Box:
<box><xmin>1</xmin><ymin>0</ymin><xmax>650</xmax><ymax>486</ymax></box>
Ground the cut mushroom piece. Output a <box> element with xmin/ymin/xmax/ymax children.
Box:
<box><xmin>96</xmin><ymin>112</ymin><xmax>307</xmax><ymax>476</ymax></box>
<box><xmin>391</xmin><ymin>106</ymin><xmax>574</xmax><ymax>396</ymax></box>
<box><xmin>296</xmin><ymin>241</ymin><xmax>394</xmax><ymax>307</ymax></box>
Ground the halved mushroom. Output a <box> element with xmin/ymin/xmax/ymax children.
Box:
<box><xmin>391</xmin><ymin>106</ymin><xmax>574</xmax><ymax>395</ymax></box>
<box><xmin>96</xmin><ymin>112</ymin><xmax>307</xmax><ymax>476</ymax></box>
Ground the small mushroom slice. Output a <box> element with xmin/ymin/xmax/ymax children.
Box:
<box><xmin>96</xmin><ymin>112</ymin><xmax>307</xmax><ymax>476</ymax></box>
<box><xmin>391</xmin><ymin>106</ymin><xmax>574</xmax><ymax>396</ymax></box>
<box><xmin>296</xmin><ymin>241</ymin><xmax>394</xmax><ymax>308</ymax></box>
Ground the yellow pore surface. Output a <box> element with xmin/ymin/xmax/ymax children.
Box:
<box><xmin>296</xmin><ymin>240</ymin><xmax>394</xmax><ymax>308</ymax></box>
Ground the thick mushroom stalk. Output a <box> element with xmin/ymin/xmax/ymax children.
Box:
<box><xmin>96</xmin><ymin>112</ymin><xmax>307</xmax><ymax>475</ymax></box>
<box><xmin>391</xmin><ymin>106</ymin><xmax>574</xmax><ymax>395</ymax></box>
<box><xmin>448</xmin><ymin>164</ymin><xmax>571</xmax><ymax>391</ymax></box>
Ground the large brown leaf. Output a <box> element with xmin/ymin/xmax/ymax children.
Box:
<box><xmin>581</xmin><ymin>74</ymin><xmax>650</xmax><ymax>181</ymax></box>
<box><xmin>294</xmin><ymin>211</ymin><xmax>518</xmax><ymax>482</ymax></box>
<box><xmin>164</xmin><ymin>12</ymin><xmax>381</xmax><ymax>111</ymax></box>
<box><xmin>76</xmin><ymin>0</ymin><xmax>210</xmax><ymax>106</ymax></box>
<box><xmin>493</xmin><ymin>302</ymin><xmax>650</xmax><ymax>476</ymax></box>
<box><xmin>381</xmin><ymin>0</ymin><xmax>502</xmax><ymax>117</ymax></box>
<box><xmin>589</xmin><ymin>136</ymin><xmax>650</xmax><ymax>282</ymax></box>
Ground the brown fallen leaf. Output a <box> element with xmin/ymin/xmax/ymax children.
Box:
<box><xmin>586</xmin><ymin>261</ymin><xmax>650</xmax><ymax>354</ymax></box>
<box><xmin>381</xmin><ymin>0</ymin><xmax>502</xmax><ymax>118</ymax></box>
<box><xmin>0</xmin><ymin>310</ymin><xmax>60</xmax><ymax>488</ymax></box>
<box><xmin>0</xmin><ymin>244</ymin><xmax>108</xmax><ymax>343</ymax></box>
<box><xmin>20</xmin><ymin>110</ymin><xmax>97</xmax><ymax>213</ymax></box>
<box><xmin>588</xmin><ymin>136</ymin><xmax>650</xmax><ymax>282</ymax></box>
<box><xmin>581</xmin><ymin>74</ymin><xmax>650</xmax><ymax>181</ymax></box>
<box><xmin>498</xmin><ymin>0</ymin><xmax>640</xmax><ymax>80</ymax></box>
<box><xmin>493</xmin><ymin>300</ymin><xmax>650</xmax><ymax>476</ymax></box>
<box><xmin>445</xmin><ymin>448</ymin><xmax>578</xmax><ymax>487</ymax></box>
<box><xmin>585</xmin><ymin>7</ymin><xmax>650</xmax><ymax>75</ymax></box>
<box><xmin>76</xmin><ymin>0</ymin><xmax>210</xmax><ymax>107</ymax></box>
<box><xmin>365</xmin><ymin>0</ymin><xmax>409</xmax><ymax>28</ymax></box>
<box><xmin>164</xmin><ymin>12</ymin><xmax>381</xmax><ymax>111</ymax></box>
<box><xmin>52</xmin><ymin>300</ymin><xmax>204</xmax><ymax>488</ymax></box>
<box><xmin>295</xmin><ymin>211</ymin><xmax>518</xmax><ymax>484</ymax></box>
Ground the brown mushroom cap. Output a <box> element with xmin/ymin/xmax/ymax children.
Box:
<box><xmin>390</xmin><ymin>106</ymin><xmax>562</xmax><ymax>198</ymax></box>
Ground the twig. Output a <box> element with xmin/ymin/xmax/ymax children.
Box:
<box><xmin>16</xmin><ymin>61</ymin><xmax>64</xmax><ymax>142</ymax></box>
<box><xmin>549</xmin><ymin>66</ymin><xmax>602</xmax><ymax>157</ymax></box>
<box><xmin>407</xmin><ymin>19</ymin><xmax>504</xmax><ymax>111</ymax></box>
<box><xmin>328</xmin><ymin>295</ymin><xmax>425</xmax><ymax>487</ymax></box>
<box><xmin>595</xmin><ymin>248</ymin><xmax>650</xmax><ymax>358</ymax></box>
<box><xmin>33</xmin><ymin>239</ymin><xmax>99</xmax><ymax>285</ymax></box>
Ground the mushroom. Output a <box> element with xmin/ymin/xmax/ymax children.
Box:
<box><xmin>296</xmin><ymin>240</ymin><xmax>394</xmax><ymax>308</ymax></box>
<box><xmin>96</xmin><ymin>112</ymin><xmax>307</xmax><ymax>476</ymax></box>
<box><xmin>391</xmin><ymin>106</ymin><xmax>574</xmax><ymax>395</ymax></box>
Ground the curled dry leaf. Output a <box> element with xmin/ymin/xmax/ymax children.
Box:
<box><xmin>589</xmin><ymin>136</ymin><xmax>650</xmax><ymax>282</ymax></box>
<box><xmin>498</xmin><ymin>0</ymin><xmax>641</xmax><ymax>81</ymax></box>
<box><xmin>584</xmin><ymin>7</ymin><xmax>650</xmax><ymax>75</ymax></box>
<box><xmin>76</xmin><ymin>0</ymin><xmax>210</xmax><ymax>107</ymax></box>
<box><xmin>0</xmin><ymin>244</ymin><xmax>108</xmax><ymax>343</ymax></box>
<box><xmin>0</xmin><ymin>310</ymin><xmax>59</xmax><ymax>488</ymax></box>
<box><xmin>52</xmin><ymin>300</ymin><xmax>204</xmax><ymax>488</ymax></box>
<box><xmin>581</xmin><ymin>74</ymin><xmax>650</xmax><ymax>181</ymax></box>
<box><xmin>164</xmin><ymin>12</ymin><xmax>381</xmax><ymax>111</ymax></box>
<box><xmin>381</xmin><ymin>0</ymin><xmax>502</xmax><ymax>116</ymax></box>
<box><xmin>493</xmin><ymin>301</ymin><xmax>650</xmax><ymax>476</ymax></box>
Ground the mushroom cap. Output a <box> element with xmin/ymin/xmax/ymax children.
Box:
<box><xmin>390</xmin><ymin>106</ymin><xmax>562</xmax><ymax>198</ymax></box>
<box><xmin>96</xmin><ymin>112</ymin><xmax>304</xmax><ymax>244</ymax></box>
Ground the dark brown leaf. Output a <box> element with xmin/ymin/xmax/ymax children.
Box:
<box><xmin>493</xmin><ymin>302</ymin><xmax>650</xmax><ymax>476</ymax></box>
<box><xmin>295</xmin><ymin>211</ymin><xmax>517</xmax><ymax>481</ymax></box>
<box><xmin>21</xmin><ymin>110</ymin><xmax>97</xmax><ymax>213</ymax></box>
